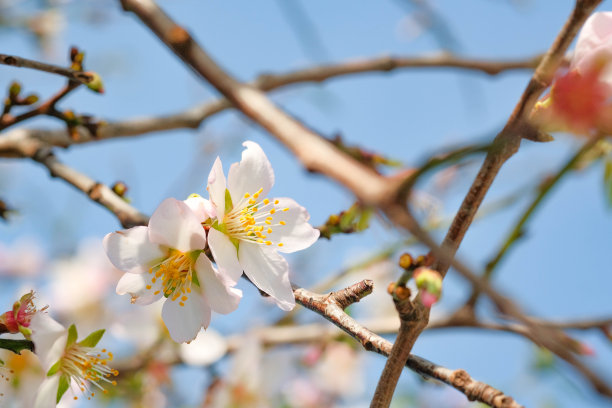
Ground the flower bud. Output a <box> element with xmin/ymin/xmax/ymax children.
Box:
<box><xmin>398</xmin><ymin>253</ymin><xmax>413</xmax><ymax>270</ymax></box>
<box><xmin>413</xmin><ymin>267</ymin><xmax>442</xmax><ymax>308</ymax></box>
<box><xmin>8</xmin><ymin>81</ymin><xmax>21</xmax><ymax>98</ymax></box>
<box><xmin>85</xmin><ymin>72</ymin><xmax>104</xmax><ymax>94</ymax></box>
<box><xmin>112</xmin><ymin>181</ymin><xmax>128</xmax><ymax>197</ymax></box>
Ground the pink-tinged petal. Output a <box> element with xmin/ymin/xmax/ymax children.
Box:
<box><xmin>104</xmin><ymin>227</ymin><xmax>165</xmax><ymax>274</ymax></box>
<box><xmin>228</xmin><ymin>141</ymin><xmax>275</xmax><ymax>201</ymax></box>
<box><xmin>573</xmin><ymin>12</ymin><xmax>612</xmax><ymax>72</ymax></box>
<box><xmin>184</xmin><ymin>195</ymin><xmax>215</xmax><ymax>222</ymax></box>
<box><xmin>208</xmin><ymin>228</ymin><xmax>243</xmax><ymax>283</ymax></box>
<box><xmin>207</xmin><ymin>157</ymin><xmax>226</xmax><ymax>218</ymax></box>
<box><xmin>162</xmin><ymin>292</ymin><xmax>211</xmax><ymax>343</ymax></box>
<box><xmin>30</xmin><ymin>314</ymin><xmax>67</xmax><ymax>372</ymax></box>
<box><xmin>195</xmin><ymin>255</ymin><xmax>242</xmax><ymax>315</ymax></box>
<box><xmin>116</xmin><ymin>272</ymin><xmax>163</xmax><ymax>305</ymax></box>
<box><xmin>148</xmin><ymin>198</ymin><xmax>207</xmax><ymax>252</ymax></box>
<box><xmin>266</xmin><ymin>197</ymin><xmax>319</xmax><ymax>253</ymax></box>
<box><xmin>238</xmin><ymin>244</ymin><xmax>295</xmax><ymax>311</ymax></box>
<box><xmin>34</xmin><ymin>375</ymin><xmax>60</xmax><ymax>408</ymax></box>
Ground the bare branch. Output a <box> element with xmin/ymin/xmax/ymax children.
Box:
<box><xmin>0</xmin><ymin>53</ymin><xmax>95</xmax><ymax>86</ymax></box>
<box><xmin>293</xmin><ymin>283</ymin><xmax>523</xmax><ymax>408</ymax></box>
<box><xmin>31</xmin><ymin>146</ymin><xmax>148</xmax><ymax>228</ymax></box>
<box><xmin>0</xmin><ymin>52</ymin><xmax>540</xmax><ymax>156</ymax></box>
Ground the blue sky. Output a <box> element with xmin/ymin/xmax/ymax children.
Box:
<box><xmin>1</xmin><ymin>0</ymin><xmax>611</xmax><ymax>407</ymax></box>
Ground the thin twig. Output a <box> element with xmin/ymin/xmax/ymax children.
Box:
<box><xmin>0</xmin><ymin>52</ymin><xmax>541</xmax><ymax>156</ymax></box>
<box><xmin>31</xmin><ymin>146</ymin><xmax>148</xmax><ymax>228</ymax></box>
<box><xmin>464</xmin><ymin>134</ymin><xmax>606</xmax><ymax>307</ymax></box>
<box><xmin>0</xmin><ymin>53</ymin><xmax>94</xmax><ymax>85</ymax></box>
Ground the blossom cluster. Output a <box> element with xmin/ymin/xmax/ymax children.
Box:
<box><xmin>104</xmin><ymin>141</ymin><xmax>320</xmax><ymax>343</ymax></box>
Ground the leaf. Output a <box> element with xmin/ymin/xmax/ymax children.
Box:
<box><xmin>0</xmin><ymin>339</ymin><xmax>34</xmax><ymax>355</ymax></box>
<box><xmin>66</xmin><ymin>324</ymin><xmax>78</xmax><ymax>348</ymax></box>
<box><xmin>56</xmin><ymin>374</ymin><xmax>70</xmax><ymax>403</ymax></box>
<box><xmin>78</xmin><ymin>329</ymin><xmax>105</xmax><ymax>348</ymax></box>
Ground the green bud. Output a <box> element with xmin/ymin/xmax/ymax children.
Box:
<box><xmin>85</xmin><ymin>72</ymin><xmax>104</xmax><ymax>94</ymax></box>
<box><xmin>9</xmin><ymin>82</ymin><xmax>21</xmax><ymax>98</ymax></box>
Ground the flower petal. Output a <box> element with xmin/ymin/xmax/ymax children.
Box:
<box><xmin>116</xmin><ymin>272</ymin><xmax>163</xmax><ymax>305</ymax></box>
<box><xmin>179</xmin><ymin>328</ymin><xmax>228</xmax><ymax>366</ymax></box>
<box><xmin>266</xmin><ymin>197</ymin><xmax>319</xmax><ymax>253</ymax></box>
<box><xmin>34</xmin><ymin>375</ymin><xmax>60</xmax><ymax>408</ymax></box>
<box><xmin>228</xmin><ymin>141</ymin><xmax>275</xmax><ymax>202</ymax></box>
<box><xmin>103</xmin><ymin>227</ymin><xmax>165</xmax><ymax>274</ymax></box>
<box><xmin>573</xmin><ymin>12</ymin><xmax>612</xmax><ymax>72</ymax></box>
<box><xmin>207</xmin><ymin>157</ymin><xmax>226</xmax><ymax>219</ymax></box>
<box><xmin>195</xmin><ymin>255</ymin><xmax>242</xmax><ymax>315</ymax></box>
<box><xmin>148</xmin><ymin>198</ymin><xmax>207</xmax><ymax>252</ymax></box>
<box><xmin>238</xmin><ymin>243</ymin><xmax>295</xmax><ymax>311</ymax></box>
<box><xmin>184</xmin><ymin>195</ymin><xmax>216</xmax><ymax>222</ymax></box>
<box><xmin>161</xmin><ymin>292</ymin><xmax>211</xmax><ymax>343</ymax></box>
<box><xmin>208</xmin><ymin>228</ymin><xmax>243</xmax><ymax>283</ymax></box>
<box><xmin>30</xmin><ymin>314</ymin><xmax>67</xmax><ymax>372</ymax></box>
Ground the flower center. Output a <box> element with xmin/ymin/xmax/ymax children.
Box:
<box><xmin>147</xmin><ymin>249</ymin><xmax>194</xmax><ymax>307</ymax></box>
<box><xmin>61</xmin><ymin>345</ymin><xmax>118</xmax><ymax>400</ymax></box>
<box><xmin>222</xmin><ymin>187</ymin><xmax>288</xmax><ymax>247</ymax></box>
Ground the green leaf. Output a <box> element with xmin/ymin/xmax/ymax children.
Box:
<box><xmin>66</xmin><ymin>324</ymin><xmax>78</xmax><ymax>348</ymax></box>
<box><xmin>47</xmin><ymin>360</ymin><xmax>61</xmax><ymax>376</ymax></box>
<box><xmin>56</xmin><ymin>374</ymin><xmax>70</xmax><ymax>403</ymax></box>
<box><xmin>0</xmin><ymin>339</ymin><xmax>34</xmax><ymax>354</ymax></box>
<box><xmin>79</xmin><ymin>329</ymin><xmax>105</xmax><ymax>348</ymax></box>
<box><xmin>224</xmin><ymin>189</ymin><xmax>233</xmax><ymax>214</ymax></box>
<box><xmin>604</xmin><ymin>158</ymin><xmax>612</xmax><ymax>207</ymax></box>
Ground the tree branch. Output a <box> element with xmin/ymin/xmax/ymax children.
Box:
<box><xmin>31</xmin><ymin>146</ymin><xmax>148</xmax><ymax>228</ymax></box>
<box><xmin>0</xmin><ymin>52</ymin><xmax>541</xmax><ymax>156</ymax></box>
<box><xmin>0</xmin><ymin>53</ymin><xmax>95</xmax><ymax>86</ymax></box>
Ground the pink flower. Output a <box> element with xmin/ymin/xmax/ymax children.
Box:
<box><xmin>104</xmin><ymin>198</ymin><xmax>242</xmax><ymax>343</ymax></box>
<box><xmin>0</xmin><ymin>291</ymin><xmax>46</xmax><ymax>338</ymax></box>
<box><xmin>205</xmin><ymin>141</ymin><xmax>319</xmax><ymax>311</ymax></box>
<box><xmin>533</xmin><ymin>12</ymin><xmax>612</xmax><ymax>135</ymax></box>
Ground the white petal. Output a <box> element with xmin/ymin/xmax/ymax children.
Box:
<box><xmin>116</xmin><ymin>272</ymin><xmax>163</xmax><ymax>305</ymax></box>
<box><xmin>30</xmin><ymin>314</ymin><xmax>67</xmax><ymax>372</ymax></box>
<box><xmin>228</xmin><ymin>141</ymin><xmax>275</xmax><ymax>202</ymax></box>
<box><xmin>573</xmin><ymin>12</ymin><xmax>612</xmax><ymax>71</ymax></box>
<box><xmin>195</xmin><ymin>255</ymin><xmax>242</xmax><ymax>314</ymax></box>
<box><xmin>103</xmin><ymin>227</ymin><xmax>165</xmax><ymax>274</ymax></box>
<box><xmin>266</xmin><ymin>197</ymin><xmax>319</xmax><ymax>253</ymax></box>
<box><xmin>161</xmin><ymin>292</ymin><xmax>211</xmax><ymax>343</ymax></box>
<box><xmin>34</xmin><ymin>375</ymin><xmax>60</xmax><ymax>408</ymax></box>
<box><xmin>238</xmin><ymin>244</ymin><xmax>295</xmax><ymax>311</ymax></box>
<box><xmin>184</xmin><ymin>195</ymin><xmax>215</xmax><ymax>222</ymax></box>
<box><xmin>179</xmin><ymin>329</ymin><xmax>228</xmax><ymax>366</ymax></box>
<box><xmin>207</xmin><ymin>157</ymin><xmax>226</xmax><ymax>218</ymax></box>
<box><xmin>207</xmin><ymin>228</ymin><xmax>243</xmax><ymax>283</ymax></box>
<box><xmin>148</xmin><ymin>198</ymin><xmax>207</xmax><ymax>252</ymax></box>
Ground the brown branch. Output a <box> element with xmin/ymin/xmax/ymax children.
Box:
<box><xmin>372</xmin><ymin>2</ymin><xmax>604</xmax><ymax>405</ymax></box>
<box><xmin>0</xmin><ymin>82</ymin><xmax>80</xmax><ymax>132</ymax></box>
<box><xmin>0</xmin><ymin>53</ymin><xmax>95</xmax><ymax>85</ymax></box>
<box><xmin>293</xmin><ymin>282</ymin><xmax>523</xmax><ymax>408</ymax></box>
<box><xmin>31</xmin><ymin>146</ymin><xmax>148</xmax><ymax>228</ymax></box>
<box><xmin>0</xmin><ymin>52</ymin><xmax>541</xmax><ymax>156</ymax></box>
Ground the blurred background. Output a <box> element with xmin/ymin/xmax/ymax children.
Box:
<box><xmin>0</xmin><ymin>0</ymin><xmax>611</xmax><ymax>407</ymax></box>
